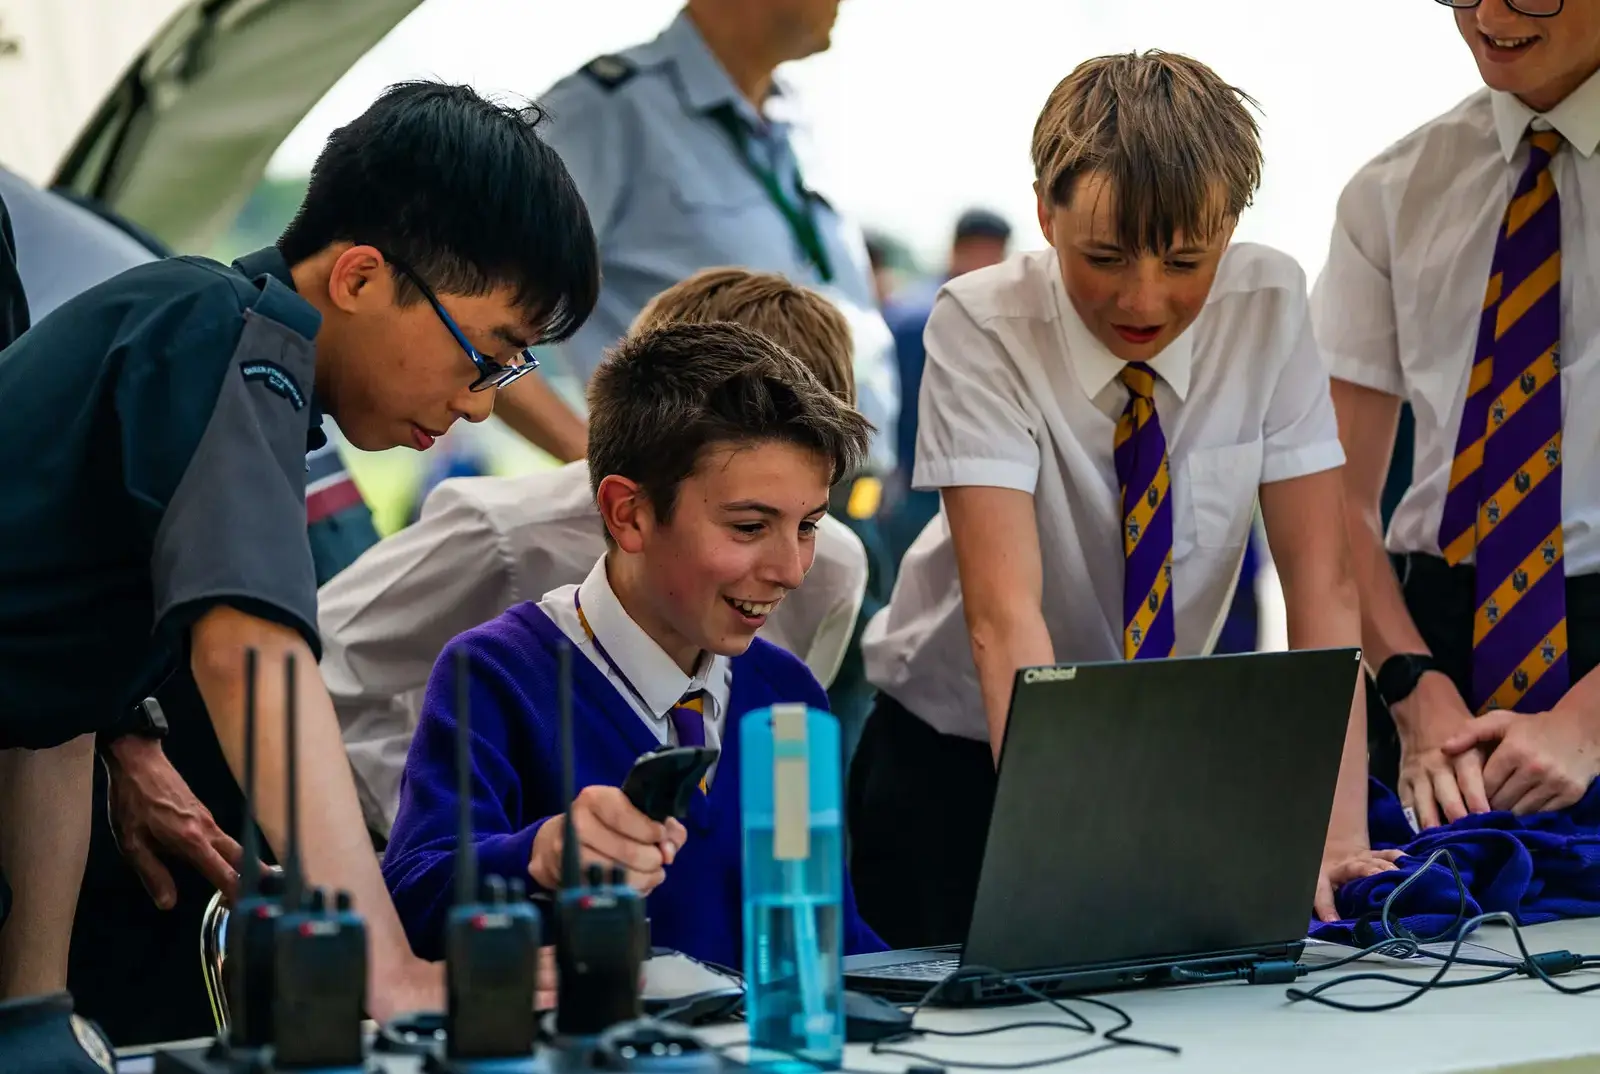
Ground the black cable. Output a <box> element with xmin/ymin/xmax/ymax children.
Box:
<box><xmin>863</xmin><ymin>964</ymin><xmax>1180</xmax><ymax>1071</ymax></box>
<box><xmin>1286</xmin><ymin>848</ymin><xmax>1600</xmax><ymax>1011</ymax></box>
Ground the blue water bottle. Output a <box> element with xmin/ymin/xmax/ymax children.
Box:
<box><xmin>740</xmin><ymin>703</ymin><xmax>845</xmax><ymax>1071</ymax></box>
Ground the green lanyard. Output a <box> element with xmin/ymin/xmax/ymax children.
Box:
<box><xmin>706</xmin><ymin>104</ymin><xmax>834</xmax><ymax>285</ymax></box>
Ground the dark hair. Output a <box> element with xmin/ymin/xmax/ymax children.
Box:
<box><xmin>1031</xmin><ymin>51</ymin><xmax>1262</xmax><ymax>254</ymax></box>
<box><xmin>954</xmin><ymin>208</ymin><xmax>1012</xmax><ymax>244</ymax></box>
<box><xmin>587</xmin><ymin>321</ymin><xmax>873</xmax><ymax>526</ymax></box>
<box><xmin>278</xmin><ymin>80</ymin><xmax>599</xmax><ymax>344</ymax></box>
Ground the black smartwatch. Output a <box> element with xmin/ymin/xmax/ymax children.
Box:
<box><xmin>1374</xmin><ymin>653</ymin><xmax>1440</xmax><ymax>708</ymax></box>
<box><xmin>99</xmin><ymin>697</ymin><xmax>169</xmax><ymax>753</ymax></box>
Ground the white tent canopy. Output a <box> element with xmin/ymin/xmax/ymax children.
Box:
<box><xmin>0</xmin><ymin>0</ymin><xmax>419</xmax><ymax>252</ymax></box>
<box><xmin>0</xmin><ymin>0</ymin><xmax>185</xmax><ymax>183</ymax></box>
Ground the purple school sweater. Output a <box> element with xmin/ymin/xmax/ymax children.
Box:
<box><xmin>381</xmin><ymin>601</ymin><xmax>886</xmax><ymax>967</ymax></box>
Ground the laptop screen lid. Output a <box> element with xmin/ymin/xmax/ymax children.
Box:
<box><xmin>962</xmin><ymin>648</ymin><xmax>1360</xmax><ymax>976</ymax></box>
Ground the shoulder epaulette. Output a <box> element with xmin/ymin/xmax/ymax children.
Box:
<box><xmin>581</xmin><ymin>54</ymin><xmax>637</xmax><ymax>91</ymax></box>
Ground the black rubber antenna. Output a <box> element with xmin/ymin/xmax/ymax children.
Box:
<box><xmin>282</xmin><ymin>652</ymin><xmax>303</xmax><ymax>912</ymax></box>
<box><xmin>559</xmin><ymin>639</ymin><xmax>580</xmax><ymax>890</ymax></box>
<box><xmin>238</xmin><ymin>647</ymin><xmax>261</xmax><ymax>899</ymax></box>
<box><xmin>455</xmin><ymin>646</ymin><xmax>477</xmax><ymax>906</ymax></box>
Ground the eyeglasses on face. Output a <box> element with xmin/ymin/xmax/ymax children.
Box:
<box><xmin>1434</xmin><ymin>0</ymin><xmax>1563</xmax><ymax>17</ymax></box>
<box><xmin>381</xmin><ymin>252</ymin><xmax>540</xmax><ymax>393</ymax></box>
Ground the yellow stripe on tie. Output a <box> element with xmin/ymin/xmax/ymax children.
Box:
<box><xmin>1487</xmin><ymin>344</ymin><xmax>1559</xmax><ymax>428</ymax></box>
<box><xmin>1442</xmin><ymin>528</ymin><xmax>1477</xmax><ymax>568</ymax></box>
<box><xmin>1124</xmin><ymin>556</ymin><xmax>1173</xmax><ymax>660</ymax></box>
<box><xmin>1483</xmin><ymin>272</ymin><xmax>1504</xmax><ymax>312</ymax></box>
<box><xmin>1480</xmin><ymin>619</ymin><xmax>1567</xmax><ymax>714</ymax></box>
<box><xmin>1122</xmin><ymin>366</ymin><xmax>1157</xmax><ymax>398</ymax></box>
<box><xmin>1123</xmin><ymin>457</ymin><xmax>1170</xmax><ymax>558</ymax></box>
<box><xmin>1477</xmin><ymin>434</ymin><xmax>1562</xmax><ymax>537</ymax></box>
<box><xmin>1530</xmin><ymin>130</ymin><xmax>1563</xmax><ymax>155</ymax></box>
<box><xmin>1506</xmin><ymin>169</ymin><xmax>1557</xmax><ymax>239</ymax></box>
<box><xmin>1496</xmin><ymin>251</ymin><xmax>1561</xmax><ymax>340</ymax></box>
<box><xmin>1473</xmin><ymin>526</ymin><xmax>1564</xmax><ymax>645</ymax></box>
<box><xmin>1468</xmin><ymin>357</ymin><xmax>1493</xmax><ymax>398</ymax></box>
<box><xmin>1449</xmin><ymin>343</ymin><xmax>1560</xmax><ymax>496</ymax></box>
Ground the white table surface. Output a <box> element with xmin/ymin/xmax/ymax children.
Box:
<box><xmin>710</xmin><ymin>919</ymin><xmax>1600</xmax><ymax>1074</ymax></box>
<box><xmin>117</xmin><ymin>919</ymin><xmax>1600</xmax><ymax>1074</ymax></box>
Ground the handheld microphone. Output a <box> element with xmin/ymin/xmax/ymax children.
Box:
<box><xmin>270</xmin><ymin>651</ymin><xmax>368</xmax><ymax>1068</ymax></box>
<box><xmin>439</xmin><ymin>645</ymin><xmax>542</xmax><ymax>1068</ymax></box>
<box><xmin>222</xmin><ymin>647</ymin><xmax>281</xmax><ymax>1053</ymax></box>
<box><xmin>553</xmin><ymin>639</ymin><xmax>649</xmax><ymax>1039</ymax></box>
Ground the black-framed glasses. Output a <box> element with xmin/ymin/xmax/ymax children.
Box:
<box><xmin>382</xmin><ymin>252</ymin><xmax>540</xmax><ymax>392</ymax></box>
<box><xmin>1435</xmin><ymin>0</ymin><xmax>1563</xmax><ymax>16</ymax></box>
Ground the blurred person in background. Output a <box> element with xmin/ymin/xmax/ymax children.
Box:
<box><xmin>864</xmin><ymin>230</ymin><xmax>899</xmax><ymax>308</ymax></box>
<box><xmin>882</xmin><ymin>208</ymin><xmax>1013</xmax><ymax>563</ymax></box>
<box><xmin>1316</xmin><ymin>0</ymin><xmax>1600</xmax><ymax>829</ymax></box>
<box><xmin>510</xmin><ymin>0</ymin><xmax>900</xmax><ymax>769</ymax></box>
<box><xmin>496</xmin><ymin>0</ymin><xmax>897</xmax><ymax>470</ymax></box>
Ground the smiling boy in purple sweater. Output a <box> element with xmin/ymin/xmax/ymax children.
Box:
<box><xmin>382</xmin><ymin>320</ymin><xmax>885</xmax><ymax>967</ymax></box>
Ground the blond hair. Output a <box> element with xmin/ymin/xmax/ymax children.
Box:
<box><xmin>1030</xmin><ymin>50</ymin><xmax>1262</xmax><ymax>252</ymax></box>
<box><xmin>631</xmin><ymin>267</ymin><xmax>856</xmax><ymax>406</ymax></box>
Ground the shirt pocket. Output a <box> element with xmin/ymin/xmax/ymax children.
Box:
<box><xmin>1177</xmin><ymin>439</ymin><xmax>1265</xmax><ymax>554</ymax></box>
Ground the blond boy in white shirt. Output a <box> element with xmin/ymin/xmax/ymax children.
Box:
<box><xmin>852</xmin><ymin>51</ymin><xmax>1397</xmax><ymax>950</ymax></box>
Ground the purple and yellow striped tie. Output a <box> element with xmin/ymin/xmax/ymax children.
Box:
<box><xmin>1115</xmin><ymin>363</ymin><xmax>1176</xmax><ymax>660</ymax></box>
<box><xmin>670</xmin><ymin>690</ymin><xmax>710</xmax><ymax>792</ymax></box>
<box><xmin>1438</xmin><ymin>128</ymin><xmax>1566</xmax><ymax>715</ymax></box>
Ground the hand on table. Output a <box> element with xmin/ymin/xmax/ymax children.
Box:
<box><xmin>104</xmin><ymin>734</ymin><xmax>253</xmax><ymax>908</ymax></box>
<box><xmin>1392</xmin><ymin>673</ymin><xmax>1493</xmax><ymax>831</ymax></box>
<box><xmin>1441</xmin><ymin>706</ymin><xmax>1600</xmax><ymax>815</ymax></box>
<box><xmin>1314</xmin><ymin>845</ymin><xmax>1403</xmax><ymax>923</ymax></box>
<box><xmin>529</xmin><ymin>785</ymin><xmax>688</xmax><ymax>893</ymax></box>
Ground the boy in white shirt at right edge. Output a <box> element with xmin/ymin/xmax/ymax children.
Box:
<box><xmin>851</xmin><ymin>50</ymin><xmax>1400</xmax><ymax>952</ymax></box>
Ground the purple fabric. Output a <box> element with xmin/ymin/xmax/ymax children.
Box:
<box><xmin>1308</xmin><ymin>776</ymin><xmax>1600</xmax><ymax>945</ymax></box>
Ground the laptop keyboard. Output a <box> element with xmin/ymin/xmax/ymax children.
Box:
<box><xmin>851</xmin><ymin>958</ymin><xmax>961</xmax><ymax>981</ymax></box>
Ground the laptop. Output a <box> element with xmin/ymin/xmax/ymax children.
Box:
<box><xmin>844</xmin><ymin>647</ymin><xmax>1361</xmax><ymax>1006</ymax></box>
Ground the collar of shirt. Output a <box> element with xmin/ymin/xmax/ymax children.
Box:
<box><xmin>575</xmin><ymin>556</ymin><xmax>726</xmax><ymax>725</ymax></box>
<box><xmin>1490</xmin><ymin>65</ymin><xmax>1600</xmax><ymax>161</ymax></box>
<box><xmin>654</xmin><ymin>8</ymin><xmax>782</xmax><ymax>132</ymax></box>
<box><xmin>232</xmin><ymin>244</ymin><xmax>328</xmax><ymax>451</ymax></box>
<box><xmin>1047</xmin><ymin>255</ymin><xmax>1193</xmax><ymax>409</ymax></box>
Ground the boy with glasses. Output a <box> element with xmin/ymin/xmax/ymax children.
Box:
<box><xmin>1315</xmin><ymin>0</ymin><xmax>1600</xmax><ymax>830</ymax></box>
<box><xmin>0</xmin><ymin>81</ymin><xmax>599</xmax><ymax>1030</ymax></box>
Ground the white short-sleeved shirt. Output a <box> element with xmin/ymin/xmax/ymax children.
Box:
<box><xmin>861</xmin><ymin>244</ymin><xmax>1346</xmax><ymax>742</ymax></box>
<box><xmin>1311</xmin><ymin>73</ymin><xmax>1600</xmax><ymax>571</ymax></box>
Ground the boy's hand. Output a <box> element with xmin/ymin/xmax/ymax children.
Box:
<box><xmin>528</xmin><ymin>785</ymin><xmax>687</xmax><ymax>893</ymax></box>
<box><xmin>1313</xmin><ymin>847</ymin><xmax>1403</xmax><ymax>923</ymax></box>
<box><xmin>1442</xmin><ymin>707</ymin><xmax>1600</xmax><ymax>815</ymax></box>
<box><xmin>1392</xmin><ymin>673</ymin><xmax>1492</xmax><ymax>830</ymax></box>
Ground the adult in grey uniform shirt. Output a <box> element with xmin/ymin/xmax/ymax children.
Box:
<box><xmin>497</xmin><ymin>0</ymin><xmax>898</xmax><ymax>472</ymax></box>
